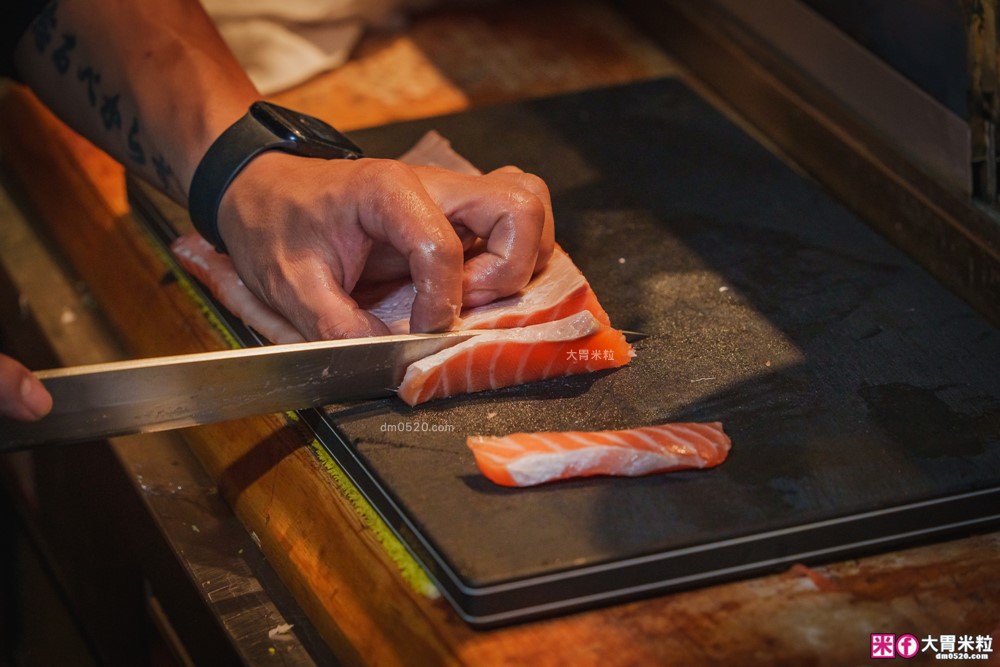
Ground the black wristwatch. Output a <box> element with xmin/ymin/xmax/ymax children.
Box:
<box><xmin>188</xmin><ymin>101</ymin><xmax>363</xmax><ymax>253</ymax></box>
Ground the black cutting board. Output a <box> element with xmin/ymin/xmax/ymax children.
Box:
<box><xmin>297</xmin><ymin>78</ymin><xmax>999</xmax><ymax>627</ymax></box>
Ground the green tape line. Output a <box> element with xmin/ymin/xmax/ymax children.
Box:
<box><xmin>143</xmin><ymin>225</ymin><xmax>438</xmax><ymax>598</ymax></box>
<box><xmin>138</xmin><ymin>225</ymin><xmax>243</xmax><ymax>351</ymax></box>
<box><xmin>298</xmin><ymin>419</ymin><xmax>439</xmax><ymax>599</ymax></box>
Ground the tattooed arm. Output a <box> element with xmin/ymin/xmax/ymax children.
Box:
<box><xmin>13</xmin><ymin>0</ymin><xmax>256</xmax><ymax>201</ymax></box>
<box><xmin>11</xmin><ymin>0</ymin><xmax>554</xmax><ymax>344</ymax></box>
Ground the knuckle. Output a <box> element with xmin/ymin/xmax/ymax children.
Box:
<box><xmin>359</xmin><ymin>162</ymin><xmax>433</xmax><ymax>220</ymax></box>
<box><xmin>492</xmin><ymin>164</ymin><xmax>524</xmax><ymax>176</ymax></box>
<box><xmin>490</xmin><ymin>167</ymin><xmax>550</xmax><ymax>197</ymax></box>
<box><xmin>365</xmin><ymin>158</ymin><xmax>415</xmax><ymax>187</ymax></box>
<box><xmin>507</xmin><ymin>188</ymin><xmax>547</xmax><ymax>223</ymax></box>
<box><xmin>420</xmin><ymin>231</ymin><xmax>464</xmax><ymax>265</ymax></box>
<box><xmin>513</xmin><ymin>171</ymin><xmax>548</xmax><ymax>195</ymax></box>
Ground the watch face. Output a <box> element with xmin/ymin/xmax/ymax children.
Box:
<box><xmin>251</xmin><ymin>101</ymin><xmax>363</xmax><ymax>159</ymax></box>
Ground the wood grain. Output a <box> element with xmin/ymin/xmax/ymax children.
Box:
<box><xmin>275</xmin><ymin>1</ymin><xmax>675</xmax><ymax>128</ymax></box>
<box><xmin>0</xmin><ymin>2</ymin><xmax>996</xmax><ymax>665</ymax></box>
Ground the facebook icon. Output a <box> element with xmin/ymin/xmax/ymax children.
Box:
<box><xmin>896</xmin><ymin>634</ymin><xmax>919</xmax><ymax>659</ymax></box>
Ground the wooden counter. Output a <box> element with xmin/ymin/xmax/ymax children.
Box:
<box><xmin>1</xmin><ymin>2</ymin><xmax>996</xmax><ymax>665</ymax></box>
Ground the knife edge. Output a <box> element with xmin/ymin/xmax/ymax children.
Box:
<box><xmin>33</xmin><ymin>329</ymin><xmax>488</xmax><ymax>380</ymax></box>
<box><xmin>2</xmin><ymin>329</ymin><xmax>485</xmax><ymax>450</ymax></box>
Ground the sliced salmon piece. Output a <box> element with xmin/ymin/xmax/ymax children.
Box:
<box><xmin>397</xmin><ymin>311</ymin><xmax>633</xmax><ymax>406</ymax></box>
<box><xmin>467</xmin><ymin>422</ymin><xmax>731</xmax><ymax>487</ymax></box>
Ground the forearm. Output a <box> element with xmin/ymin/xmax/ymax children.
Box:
<box><xmin>13</xmin><ymin>0</ymin><xmax>259</xmax><ymax>203</ymax></box>
<box><xmin>11</xmin><ymin>0</ymin><xmax>555</xmax><ymax>342</ymax></box>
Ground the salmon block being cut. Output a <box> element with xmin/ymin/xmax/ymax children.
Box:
<box><xmin>172</xmin><ymin>235</ymin><xmax>609</xmax><ymax>339</ymax></box>
<box><xmin>396</xmin><ymin>311</ymin><xmax>633</xmax><ymax>406</ymax></box>
<box><xmin>354</xmin><ymin>244</ymin><xmax>610</xmax><ymax>334</ymax></box>
<box><xmin>461</xmin><ymin>245</ymin><xmax>610</xmax><ymax>330</ymax></box>
<box><xmin>170</xmin><ymin>131</ymin><xmax>633</xmax><ymax>406</ymax></box>
<box><xmin>467</xmin><ymin>422</ymin><xmax>732</xmax><ymax>487</ymax></box>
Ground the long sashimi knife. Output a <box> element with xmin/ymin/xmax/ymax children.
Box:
<box><xmin>0</xmin><ymin>330</ymin><xmax>482</xmax><ymax>450</ymax></box>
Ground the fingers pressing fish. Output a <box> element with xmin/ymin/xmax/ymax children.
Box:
<box><xmin>169</xmin><ymin>131</ymin><xmax>731</xmax><ymax>488</ymax></box>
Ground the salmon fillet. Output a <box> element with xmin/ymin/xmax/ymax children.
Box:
<box><xmin>396</xmin><ymin>130</ymin><xmax>481</xmax><ymax>176</ymax></box>
<box><xmin>467</xmin><ymin>422</ymin><xmax>732</xmax><ymax>487</ymax></box>
<box><xmin>397</xmin><ymin>311</ymin><xmax>633</xmax><ymax>406</ymax></box>
<box><xmin>353</xmin><ymin>244</ymin><xmax>610</xmax><ymax>334</ymax></box>
<box><xmin>171</xmin><ymin>235</ymin><xmax>609</xmax><ymax>340</ymax></box>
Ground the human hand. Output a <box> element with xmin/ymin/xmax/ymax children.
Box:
<box><xmin>216</xmin><ymin>154</ymin><xmax>555</xmax><ymax>340</ymax></box>
<box><xmin>0</xmin><ymin>354</ymin><xmax>53</xmax><ymax>421</ymax></box>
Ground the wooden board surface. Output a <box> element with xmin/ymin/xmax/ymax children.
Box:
<box><xmin>1</xmin><ymin>2</ymin><xmax>997</xmax><ymax>664</ymax></box>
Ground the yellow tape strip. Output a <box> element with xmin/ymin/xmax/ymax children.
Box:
<box><xmin>140</xmin><ymin>227</ymin><xmax>243</xmax><ymax>351</ymax></box>
<box><xmin>297</xmin><ymin>418</ymin><xmax>439</xmax><ymax>598</ymax></box>
<box><xmin>142</xmin><ymin>225</ymin><xmax>438</xmax><ymax>598</ymax></box>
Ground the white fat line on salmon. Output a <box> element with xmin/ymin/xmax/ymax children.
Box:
<box><xmin>438</xmin><ymin>353</ymin><xmax>451</xmax><ymax>399</ymax></box>
<box><xmin>466</xmin><ymin>340</ymin><xmax>477</xmax><ymax>393</ymax></box>
<box><xmin>514</xmin><ymin>341</ymin><xmax>534</xmax><ymax>385</ymax></box>
<box><xmin>589</xmin><ymin>431</ymin><xmax>637</xmax><ymax>448</ymax></box>
<box><xmin>525</xmin><ymin>432</ymin><xmax>562</xmax><ymax>452</ymax></box>
<box><xmin>612</xmin><ymin>430</ymin><xmax>663</xmax><ymax>452</ymax></box>
<box><xmin>469</xmin><ymin>437</ymin><xmax>524</xmax><ymax>453</ymax></box>
<box><xmin>473</xmin><ymin>450</ymin><xmax>510</xmax><ymax>465</ymax></box>
<box><xmin>564</xmin><ymin>431</ymin><xmax>612</xmax><ymax>450</ymax></box>
<box><xmin>539</xmin><ymin>340</ymin><xmax>563</xmax><ymax>377</ymax></box>
<box><xmin>488</xmin><ymin>339</ymin><xmax>506</xmax><ymax>388</ymax></box>
<box><xmin>670</xmin><ymin>424</ymin><xmax>727</xmax><ymax>451</ymax></box>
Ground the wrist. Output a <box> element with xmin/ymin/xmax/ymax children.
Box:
<box><xmin>187</xmin><ymin>102</ymin><xmax>363</xmax><ymax>253</ymax></box>
<box><xmin>180</xmin><ymin>98</ymin><xmax>260</xmax><ymax>191</ymax></box>
<box><xmin>216</xmin><ymin>151</ymin><xmax>301</xmax><ymax>248</ymax></box>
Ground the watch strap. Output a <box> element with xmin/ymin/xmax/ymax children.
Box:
<box><xmin>188</xmin><ymin>112</ymin><xmax>289</xmax><ymax>253</ymax></box>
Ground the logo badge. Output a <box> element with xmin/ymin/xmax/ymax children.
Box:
<box><xmin>871</xmin><ymin>634</ymin><xmax>896</xmax><ymax>659</ymax></box>
<box><xmin>896</xmin><ymin>634</ymin><xmax>919</xmax><ymax>659</ymax></box>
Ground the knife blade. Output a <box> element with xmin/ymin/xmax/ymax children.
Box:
<box><xmin>0</xmin><ymin>330</ymin><xmax>482</xmax><ymax>450</ymax></box>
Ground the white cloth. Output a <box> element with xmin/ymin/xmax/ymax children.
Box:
<box><xmin>202</xmin><ymin>0</ymin><xmax>431</xmax><ymax>94</ymax></box>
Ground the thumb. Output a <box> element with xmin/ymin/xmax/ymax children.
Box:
<box><xmin>0</xmin><ymin>355</ymin><xmax>53</xmax><ymax>421</ymax></box>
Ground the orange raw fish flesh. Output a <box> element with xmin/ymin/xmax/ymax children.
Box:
<box><xmin>466</xmin><ymin>422</ymin><xmax>732</xmax><ymax>487</ymax></box>
<box><xmin>396</xmin><ymin>311</ymin><xmax>633</xmax><ymax>406</ymax></box>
